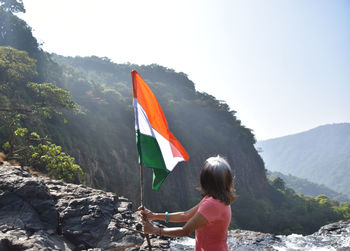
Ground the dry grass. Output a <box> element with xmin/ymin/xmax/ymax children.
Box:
<box><xmin>0</xmin><ymin>152</ymin><xmax>13</xmax><ymax>165</ymax></box>
<box><xmin>0</xmin><ymin>152</ymin><xmax>20</xmax><ymax>165</ymax></box>
<box><xmin>28</xmin><ymin>168</ymin><xmax>48</xmax><ymax>177</ymax></box>
<box><xmin>0</xmin><ymin>152</ymin><xmax>47</xmax><ymax>177</ymax></box>
<box><xmin>0</xmin><ymin>152</ymin><xmax>5</xmax><ymax>162</ymax></box>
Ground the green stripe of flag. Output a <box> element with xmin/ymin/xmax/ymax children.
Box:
<box><xmin>136</xmin><ymin>130</ymin><xmax>170</xmax><ymax>190</ymax></box>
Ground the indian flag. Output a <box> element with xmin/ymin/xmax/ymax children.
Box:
<box><xmin>131</xmin><ymin>70</ymin><xmax>189</xmax><ymax>190</ymax></box>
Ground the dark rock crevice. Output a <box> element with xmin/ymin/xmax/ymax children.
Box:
<box><xmin>0</xmin><ymin>238</ymin><xmax>24</xmax><ymax>251</ymax></box>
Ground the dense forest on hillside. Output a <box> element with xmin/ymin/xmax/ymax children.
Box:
<box><xmin>1</xmin><ymin>0</ymin><xmax>349</xmax><ymax>235</ymax></box>
<box><xmin>256</xmin><ymin>123</ymin><xmax>350</xmax><ymax>196</ymax></box>
<box><xmin>267</xmin><ymin>171</ymin><xmax>350</xmax><ymax>202</ymax></box>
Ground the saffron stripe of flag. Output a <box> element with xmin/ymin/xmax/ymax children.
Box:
<box><xmin>131</xmin><ymin>70</ymin><xmax>189</xmax><ymax>190</ymax></box>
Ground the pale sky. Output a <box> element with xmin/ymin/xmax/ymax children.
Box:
<box><xmin>19</xmin><ymin>0</ymin><xmax>350</xmax><ymax>140</ymax></box>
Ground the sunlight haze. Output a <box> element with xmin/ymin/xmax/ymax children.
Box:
<box><xmin>19</xmin><ymin>0</ymin><xmax>350</xmax><ymax>140</ymax></box>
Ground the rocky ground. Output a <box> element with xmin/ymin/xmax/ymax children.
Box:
<box><xmin>171</xmin><ymin>220</ymin><xmax>350</xmax><ymax>250</ymax></box>
<box><xmin>1</xmin><ymin>164</ymin><xmax>349</xmax><ymax>251</ymax></box>
<box><xmin>0</xmin><ymin>165</ymin><xmax>147</xmax><ymax>250</ymax></box>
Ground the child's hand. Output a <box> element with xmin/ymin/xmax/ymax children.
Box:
<box><xmin>138</xmin><ymin>206</ymin><xmax>155</xmax><ymax>220</ymax></box>
<box><xmin>141</xmin><ymin>219</ymin><xmax>159</xmax><ymax>235</ymax></box>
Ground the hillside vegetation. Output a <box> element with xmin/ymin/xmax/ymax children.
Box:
<box><xmin>1</xmin><ymin>0</ymin><xmax>349</xmax><ymax>235</ymax></box>
<box><xmin>267</xmin><ymin>171</ymin><xmax>350</xmax><ymax>202</ymax></box>
<box><xmin>257</xmin><ymin>123</ymin><xmax>350</xmax><ymax>196</ymax></box>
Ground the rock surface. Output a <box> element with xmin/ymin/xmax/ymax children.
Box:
<box><xmin>1</xmin><ymin>164</ymin><xmax>349</xmax><ymax>251</ymax></box>
<box><xmin>0</xmin><ymin>165</ymin><xmax>144</xmax><ymax>250</ymax></box>
<box><xmin>171</xmin><ymin>220</ymin><xmax>350</xmax><ymax>250</ymax></box>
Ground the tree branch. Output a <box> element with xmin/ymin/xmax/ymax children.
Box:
<box><xmin>0</xmin><ymin>108</ymin><xmax>32</xmax><ymax>113</ymax></box>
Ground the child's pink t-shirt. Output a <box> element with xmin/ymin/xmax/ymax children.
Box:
<box><xmin>196</xmin><ymin>196</ymin><xmax>231</xmax><ymax>251</ymax></box>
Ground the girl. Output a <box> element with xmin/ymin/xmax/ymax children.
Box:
<box><xmin>139</xmin><ymin>155</ymin><xmax>236</xmax><ymax>251</ymax></box>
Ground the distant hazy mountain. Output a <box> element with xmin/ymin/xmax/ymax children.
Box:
<box><xmin>256</xmin><ymin>123</ymin><xmax>350</xmax><ymax>196</ymax></box>
<box><xmin>267</xmin><ymin>171</ymin><xmax>350</xmax><ymax>202</ymax></box>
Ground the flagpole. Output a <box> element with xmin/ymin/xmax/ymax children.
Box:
<box><xmin>133</xmin><ymin>70</ymin><xmax>152</xmax><ymax>250</ymax></box>
<box><xmin>140</xmin><ymin>163</ymin><xmax>152</xmax><ymax>251</ymax></box>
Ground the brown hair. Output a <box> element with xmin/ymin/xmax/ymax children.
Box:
<box><xmin>200</xmin><ymin>155</ymin><xmax>236</xmax><ymax>205</ymax></box>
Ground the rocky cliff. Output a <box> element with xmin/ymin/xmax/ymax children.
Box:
<box><xmin>256</xmin><ymin>123</ymin><xmax>350</xmax><ymax>196</ymax></box>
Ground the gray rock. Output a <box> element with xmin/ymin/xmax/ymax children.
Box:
<box><xmin>170</xmin><ymin>220</ymin><xmax>350</xmax><ymax>250</ymax></box>
<box><xmin>227</xmin><ymin>229</ymin><xmax>280</xmax><ymax>251</ymax></box>
<box><xmin>0</xmin><ymin>165</ymin><xmax>144</xmax><ymax>250</ymax></box>
<box><xmin>0</xmin><ymin>166</ymin><xmax>57</xmax><ymax>233</ymax></box>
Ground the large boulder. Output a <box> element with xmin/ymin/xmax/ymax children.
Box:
<box><xmin>0</xmin><ymin>165</ymin><xmax>144</xmax><ymax>250</ymax></box>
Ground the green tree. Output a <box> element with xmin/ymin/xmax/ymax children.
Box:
<box><xmin>0</xmin><ymin>6</ymin><xmax>39</xmax><ymax>57</ymax></box>
<box><xmin>3</xmin><ymin>128</ymin><xmax>85</xmax><ymax>183</ymax></box>
<box><xmin>271</xmin><ymin>177</ymin><xmax>286</xmax><ymax>191</ymax></box>
<box><xmin>0</xmin><ymin>46</ymin><xmax>77</xmax><ymax>157</ymax></box>
<box><xmin>338</xmin><ymin>202</ymin><xmax>350</xmax><ymax>218</ymax></box>
<box><xmin>0</xmin><ymin>46</ymin><xmax>36</xmax><ymax>83</ymax></box>
<box><xmin>315</xmin><ymin>194</ymin><xmax>332</xmax><ymax>207</ymax></box>
<box><xmin>0</xmin><ymin>0</ymin><xmax>25</xmax><ymax>13</ymax></box>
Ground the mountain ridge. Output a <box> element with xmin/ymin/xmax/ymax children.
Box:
<box><xmin>260</xmin><ymin>123</ymin><xmax>350</xmax><ymax>141</ymax></box>
<box><xmin>257</xmin><ymin>123</ymin><xmax>350</xmax><ymax>195</ymax></box>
